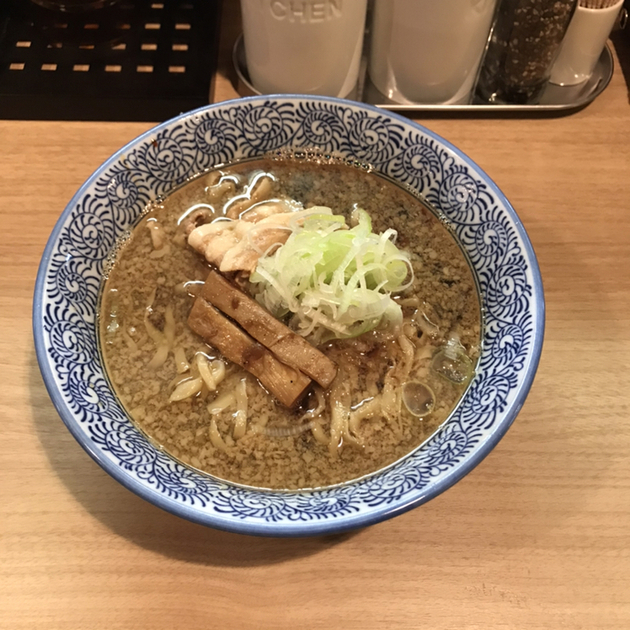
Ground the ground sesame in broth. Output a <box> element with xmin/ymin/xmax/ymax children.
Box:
<box><xmin>99</xmin><ymin>157</ymin><xmax>481</xmax><ymax>490</ymax></box>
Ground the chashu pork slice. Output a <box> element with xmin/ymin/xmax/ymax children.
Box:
<box><xmin>188</xmin><ymin>296</ymin><xmax>312</xmax><ymax>408</ymax></box>
<box><xmin>187</xmin><ymin>200</ymin><xmax>294</xmax><ymax>272</ymax></box>
<box><xmin>201</xmin><ymin>269</ymin><xmax>337</xmax><ymax>389</ymax></box>
<box><xmin>187</xmin><ymin>204</ymin><xmax>334</xmax><ymax>274</ymax></box>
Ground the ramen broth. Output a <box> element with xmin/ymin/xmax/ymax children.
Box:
<box><xmin>99</xmin><ymin>157</ymin><xmax>481</xmax><ymax>489</ymax></box>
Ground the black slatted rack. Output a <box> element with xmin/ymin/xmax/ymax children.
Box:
<box><xmin>0</xmin><ymin>0</ymin><xmax>222</xmax><ymax>121</ymax></box>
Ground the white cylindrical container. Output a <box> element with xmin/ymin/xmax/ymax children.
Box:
<box><xmin>240</xmin><ymin>0</ymin><xmax>368</xmax><ymax>98</ymax></box>
<box><xmin>550</xmin><ymin>0</ymin><xmax>624</xmax><ymax>86</ymax></box>
<box><xmin>368</xmin><ymin>0</ymin><xmax>498</xmax><ymax>105</ymax></box>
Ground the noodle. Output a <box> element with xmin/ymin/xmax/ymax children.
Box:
<box><xmin>210</xmin><ymin>419</ymin><xmax>229</xmax><ymax>453</ymax></box>
<box><xmin>173</xmin><ymin>347</ymin><xmax>190</xmax><ymax>373</ymax></box>
<box><xmin>328</xmin><ymin>376</ymin><xmax>351</xmax><ymax>457</ymax></box>
<box><xmin>233</xmin><ymin>379</ymin><xmax>248</xmax><ymax>439</ymax></box>
<box><xmin>169</xmin><ymin>377</ymin><xmax>202</xmax><ymax>402</ymax></box>
<box><xmin>207</xmin><ymin>392</ymin><xmax>236</xmax><ymax>415</ymax></box>
<box><xmin>349</xmin><ymin>397</ymin><xmax>382</xmax><ymax>435</ymax></box>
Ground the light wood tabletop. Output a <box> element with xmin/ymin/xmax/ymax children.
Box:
<box><xmin>2</xmin><ymin>3</ymin><xmax>630</xmax><ymax>629</ymax></box>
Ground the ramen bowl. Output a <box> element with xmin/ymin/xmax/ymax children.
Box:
<box><xmin>33</xmin><ymin>95</ymin><xmax>544</xmax><ymax>537</ymax></box>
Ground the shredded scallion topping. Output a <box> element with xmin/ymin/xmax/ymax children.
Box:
<box><xmin>249</xmin><ymin>208</ymin><xmax>413</xmax><ymax>344</ymax></box>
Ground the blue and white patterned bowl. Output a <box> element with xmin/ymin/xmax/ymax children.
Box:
<box><xmin>33</xmin><ymin>96</ymin><xmax>544</xmax><ymax>537</ymax></box>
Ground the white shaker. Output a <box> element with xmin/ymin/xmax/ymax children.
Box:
<box><xmin>240</xmin><ymin>0</ymin><xmax>368</xmax><ymax>98</ymax></box>
<box><xmin>550</xmin><ymin>0</ymin><xmax>624</xmax><ymax>86</ymax></box>
<box><xmin>368</xmin><ymin>0</ymin><xmax>498</xmax><ymax>104</ymax></box>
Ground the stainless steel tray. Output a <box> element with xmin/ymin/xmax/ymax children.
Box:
<box><xmin>233</xmin><ymin>35</ymin><xmax>613</xmax><ymax>114</ymax></box>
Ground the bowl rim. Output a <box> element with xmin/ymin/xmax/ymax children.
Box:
<box><xmin>33</xmin><ymin>94</ymin><xmax>545</xmax><ymax>537</ymax></box>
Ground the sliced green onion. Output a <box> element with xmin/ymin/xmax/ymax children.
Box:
<box><xmin>250</xmin><ymin>209</ymin><xmax>413</xmax><ymax>343</ymax></box>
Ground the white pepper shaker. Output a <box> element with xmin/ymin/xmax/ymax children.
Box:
<box><xmin>240</xmin><ymin>0</ymin><xmax>368</xmax><ymax>98</ymax></box>
<box><xmin>550</xmin><ymin>0</ymin><xmax>625</xmax><ymax>86</ymax></box>
<box><xmin>368</xmin><ymin>0</ymin><xmax>499</xmax><ymax>105</ymax></box>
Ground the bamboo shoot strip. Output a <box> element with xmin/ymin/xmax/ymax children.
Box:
<box><xmin>188</xmin><ymin>297</ymin><xmax>312</xmax><ymax>408</ymax></box>
<box><xmin>201</xmin><ymin>269</ymin><xmax>338</xmax><ymax>388</ymax></box>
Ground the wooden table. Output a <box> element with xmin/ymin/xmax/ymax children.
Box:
<box><xmin>2</xmin><ymin>4</ymin><xmax>630</xmax><ymax>628</ymax></box>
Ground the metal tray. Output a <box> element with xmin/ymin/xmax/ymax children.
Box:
<box><xmin>233</xmin><ymin>34</ymin><xmax>614</xmax><ymax>115</ymax></box>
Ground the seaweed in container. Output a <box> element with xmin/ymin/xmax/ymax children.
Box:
<box><xmin>99</xmin><ymin>156</ymin><xmax>482</xmax><ymax>490</ymax></box>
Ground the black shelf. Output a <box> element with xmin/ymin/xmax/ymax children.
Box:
<box><xmin>0</xmin><ymin>0</ymin><xmax>222</xmax><ymax>121</ymax></box>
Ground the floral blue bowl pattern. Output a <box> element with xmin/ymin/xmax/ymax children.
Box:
<box><xmin>33</xmin><ymin>96</ymin><xmax>544</xmax><ymax>537</ymax></box>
